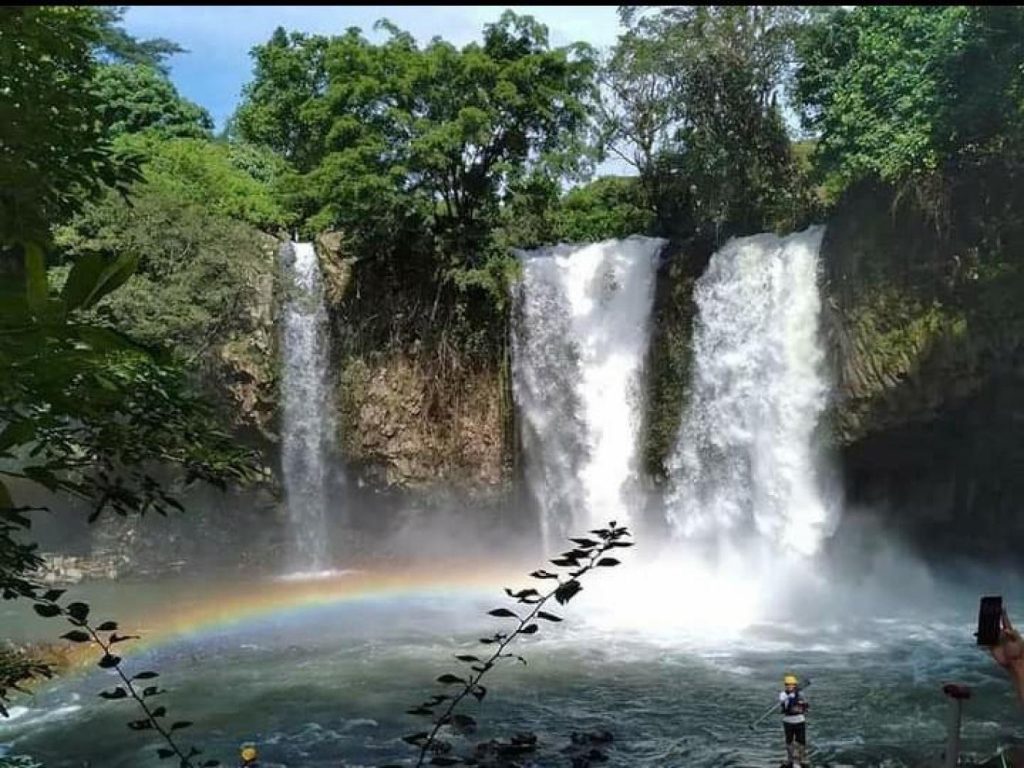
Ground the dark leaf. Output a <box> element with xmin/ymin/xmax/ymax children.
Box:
<box><xmin>520</xmin><ymin>623</ymin><xmax>539</xmax><ymax>634</ymax></box>
<box><xmin>61</xmin><ymin>630</ymin><xmax>91</xmax><ymax>643</ymax></box>
<box><xmin>62</xmin><ymin>252</ymin><xmax>139</xmax><ymax>312</ymax></box>
<box><xmin>157</xmin><ymin>748</ymin><xmax>174</xmax><ymax>759</ymax></box>
<box><xmin>504</xmin><ymin>588</ymin><xmax>539</xmax><ymax>600</ymax></box>
<box><xmin>142</xmin><ymin>686</ymin><xmax>163</xmax><ymax>698</ymax></box>
<box><xmin>562</xmin><ymin>549</ymin><xmax>591</xmax><ymax>559</ymax></box>
<box><xmin>169</xmin><ymin>720</ymin><xmax>192</xmax><ymax>731</ymax></box>
<box><xmin>42</xmin><ymin>589</ymin><xmax>66</xmax><ymax>602</ymax></box>
<box><xmin>128</xmin><ymin>719</ymin><xmax>153</xmax><ymax>731</ymax></box>
<box><xmin>201</xmin><ymin>761</ymin><xmax>220</xmax><ymax>767</ymax></box>
<box><xmin>550</xmin><ymin>557</ymin><xmax>577</xmax><ymax>567</ymax></box>
<box><xmin>537</xmin><ymin>611</ymin><xmax>563</xmax><ymax>622</ymax></box>
<box><xmin>430</xmin><ymin>757</ymin><xmax>461</xmax><ymax>765</ymax></box>
<box><xmin>487</xmin><ymin>608</ymin><xmax>518</xmax><ymax>618</ymax></box>
<box><xmin>529</xmin><ymin>569</ymin><xmax>558</xmax><ymax>579</ymax></box>
<box><xmin>32</xmin><ymin>603</ymin><xmax>61</xmax><ymax>618</ymax></box>
<box><xmin>402</xmin><ymin>732</ymin><xmax>429</xmax><ymax>745</ymax></box>
<box><xmin>597</xmin><ymin>557</ymin><xmax>620</xmax><ymax>567</ymax></box>
<box><xmin>110</xmin><ymin>633</ymin><xmax>140</xmax><ymax>644</ymax></box>
<box><xmin>436</xmin><ymin>674</ymin><xmax>465</xmax><ymax>685</ymax></box>
<box><xmin>66</xmin><ymin>602</ymin><xmax>89</xmax><ymax>622</ymax></box>
<box><xmin>608</xmin><ymin>541</ymin><xmax>635</xmax><ymax>548</ymax></box>
<box><xmin>98</xmin><ymin>654</ymin><xmax>121</xmax><ymax>669</ymax></box>
<box><xmin>99</xmin><ymin>687</ymin><xmax>127</xmax><ymax>700</ymax></box>
<box><xmin>406</xmin><ymin>706</ymin><xmax>434</xmax><ymax>716</ymax></box>
<box><xmin>150</xmin><ymin>706</ymin><xmax>166</xmax><ymax>718</ymax></box>
<box><xmin>455</xmin><ymin>654</ymin><xmax>480</xmax><ymax>663</ymax></box>
<box><xmin>132</xmin><ymin>671</ymin><xmax>159</xmax><ymax>680</ymax></box>
<box><xmin>554</xmin><ymin>579</ymin><xmax>583</xmax><ymax>605</ymax></box>
<box><xmin>470</xmin><ymin>685</ymin><xmax>487</xmax><ymax>701</ymax></box>
<box><xmin>23</xmin><ymin>465</ymin><xmax>59</xmax><ymax>492</ymax></box>
<box><xmin>570</xmin><ymin>537</ymin><xmax>599</xmax><ymax>547</ymax></box>
<box><xmin>0</xmin><ymin>420</ymin><xmax>35</xmax><ymax>454</ymax></box>
<box><xmin>96</xmin><ymin>621</ymin><xmax>118</xmax><ymax>631</ymax></box>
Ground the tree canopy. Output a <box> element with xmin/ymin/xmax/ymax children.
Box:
<box><xmin>94</xmin><ymin>63</ymin><xmax>214</xmax><ymax>139</ymax></box>
<box><xmin>795</xmin><ymin>6</ymin><xmax>1024</xmax><ymax>197</ymax></box>
<box><xmin>237</xmin><ymin>13</ymin><xmax>598</xmax><ymax>293</ymax></box>
<box><xmin>600</xmin><ymin>6</ymin><xmax>809</xmax><ymax>241</ymax></box>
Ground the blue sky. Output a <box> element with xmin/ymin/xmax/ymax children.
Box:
<box><xmin>123</xmin><ymin>6</ymin><xmax>624</xmax><ymax>131</ymax></box>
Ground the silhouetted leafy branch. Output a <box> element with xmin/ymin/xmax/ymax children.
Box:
<box><xmin>28</xmin><ymin>590</ymin><xmax>219</xmax><ymax>767</ymax></box>
<box><xmin>399</xmin><ymin>521</ymin><xmax>633</xmax><ymax>767</ymax></box>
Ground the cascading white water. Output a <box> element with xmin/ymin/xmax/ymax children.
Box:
<box><xmin>280</xmin><ymin>242</ymin><xmax>334</xmax><ymax>571</ymax></box>
<box><xmin>511</xmin><ymin>237</ymin><xmax>664</xmax><ymax>552</ymax></box>
<box><xmin>665</xmin><ymin>226</ymin><xmax>833</xmax><ymax>556</ymax></box>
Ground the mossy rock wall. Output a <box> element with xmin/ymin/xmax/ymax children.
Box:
<box><xmin>823</xmin><ymin>181</ymin><xmax>1024</xmax><ymax>555</ymax></box>
<box><xmin>316</xmin><ymin>233</ymin><xmax>512</xmax><ymax>494</ymax></box>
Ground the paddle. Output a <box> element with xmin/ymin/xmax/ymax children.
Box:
<box><xmin>748</xmin><ymin>677</ymin><xmax>812</xmax><ymax>730</ymax></box>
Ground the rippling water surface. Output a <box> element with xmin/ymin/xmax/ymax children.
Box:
<box><xmin>2</xmin><ymin>563</ymin><xmax>1022</xmax><ymax>768</ymax></box>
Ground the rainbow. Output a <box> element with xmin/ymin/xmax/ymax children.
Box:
<box><xmin>52</xmin><ymin>565</ymin><xmax>520</xmax><ymax>672</ymax></box>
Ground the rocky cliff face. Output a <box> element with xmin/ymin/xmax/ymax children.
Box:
<box><xmin>316</xmin><ymin>233</ymin><xmax>511</xmax><ymax>495</ymax></box>
<box><xmin>335</xmin><ymin>354</ymin><xmax>506</xmax><ymax>489</ymax></box>
<box><xmin>203</xmin><ymin>232</ymin><xmax>282</xmax><ymax>444</ymax></box>
<box><xmin>821</xmin><ymin>182</ymin><xmax>1024</xmax><ymax>556</ymax></box>
<box><xmin>203</xmin><ymin>208</ymin><xmax>1024</xmax><ymax>559</ymax></box>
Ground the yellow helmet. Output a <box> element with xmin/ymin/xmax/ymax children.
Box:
<box><xmin>241</xmin><ymin>746</ymin><xmax>258</xmax><ymax>762</ymax></box>
<box><xmin>783</xmin><ymin>674</ymin><xmax>798</xmax><ymax>686</ymax></box>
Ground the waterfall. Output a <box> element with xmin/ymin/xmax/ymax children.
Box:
<box><xmin>665</xmin><ymin>226</ymin><xmax>833</xmax><ymax>556</ymax></box>
<box><xmin>511</xmin><ymin>237</ymin><xmax>664</xmax><ymax>552</ymax></box>
<box><xmin>280</xmin><ymin>242</ymin><xmax>334</xmax><ymax>571</ymax></box>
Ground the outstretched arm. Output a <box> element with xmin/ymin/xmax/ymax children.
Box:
<box><xmin>990</xmin><ymin>609</ymin><xmax>1024</xmax><ymax>704</ymax></box>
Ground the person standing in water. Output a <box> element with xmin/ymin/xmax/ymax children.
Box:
<box><xmin>779</xmin><ymin>674</ymin><xmax>809</xmax><ymax>767</ymax></box>
<box><xmin>239</xmin><ymin>744</ymin><xmax>259</xmax><ymax>767</ymax></box>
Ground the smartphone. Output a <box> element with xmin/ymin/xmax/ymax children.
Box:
<box><xmin>976</xmin><ymin>595</ymin><xmax>1003</xmax><ymax>646</ymax></box>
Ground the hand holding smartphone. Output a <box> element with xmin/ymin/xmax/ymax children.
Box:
<box><xmin>977</xmin><ymin>595</ymin><xmax>1003</xmax><ymax>646</ymax></box>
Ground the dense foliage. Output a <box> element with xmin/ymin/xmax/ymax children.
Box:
<box><xmin>1</xmin><ymin>9</ymin><xmax>264</xmax><ymax>748</ymax></box>
<box><xmin>236</xmin><ymin>12</ymin><xmax>599</xmax><ymax>362</ymax></box>
<box><xmin>600</xmin><ymin>6</ymin><xmax>812</xmax><ymax>243</ymax></box>
<box><xmin>94</xmin><ymin>63</ymin><xmax>214</xmax><ymax>139</ymax></box>
<box><xmin>0</xmin><ymin>7</ymin><xmax>136</xmax><ymax>244</ymax></box>
<box><xmin>796</xmin><ymin>6</ymin><xmax>1024</xmax><ymax>199</ymax></box>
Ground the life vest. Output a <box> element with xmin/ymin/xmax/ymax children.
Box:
<box><xmin>780</xmin><ymin>688</ymin><xmax>807</xmax><ymax>723</ymax></box>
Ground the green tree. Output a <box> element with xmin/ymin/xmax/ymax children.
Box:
<box><xmin>236</xmin><ymin>11</ymin><xmax>598</xmax><ymax>360</ymax></box>
<box><xmin>0</xmin><ymin>13</ymin><xmax>263</xmax><ymax>758</ymax></box>
<box><xmin>795</xmin><ymin>6</ymin><xmax>1024</xmax><ymax>199</ymax></box>
<box><xmin>233</xmin><ymin>27</ymin><xmax>330</xmax><ymax>172</ymax></box>
<box><xmin>308</xmin><ymin>14</ymin><xmax>595</xmax><ymax>285</ymax></box>
<box><xmin>93</xmin><ymin>63</ymin><xmax>213</xmax><ymax>139</ymax></box>
<box><xmin>55</xmin><ymin>174</ymin><xmax>277</xmax><ymax>363</ymax></box>
<box><xmin>93</xmin><ymin>5</ymin><xmax>185</xmax><ymax>73</ymax></box>
<box><xmin>0</xmin><ymin>7</ymin><xmax>137</xmax><ymax>245</ymax></box>
<box><xmin>554</xmin><ymin>176</ymin><xmax>653</xmax><ymax>242</ymax></box>
<box><xmin>601</xmin><ymin>6</ymin><xmax>808</xmax><ymax>240</ymax></box>
<box><xmin>110</xmin><ymin>134</ymin><xmax>290</xmax><ymax>230</ymax></box>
